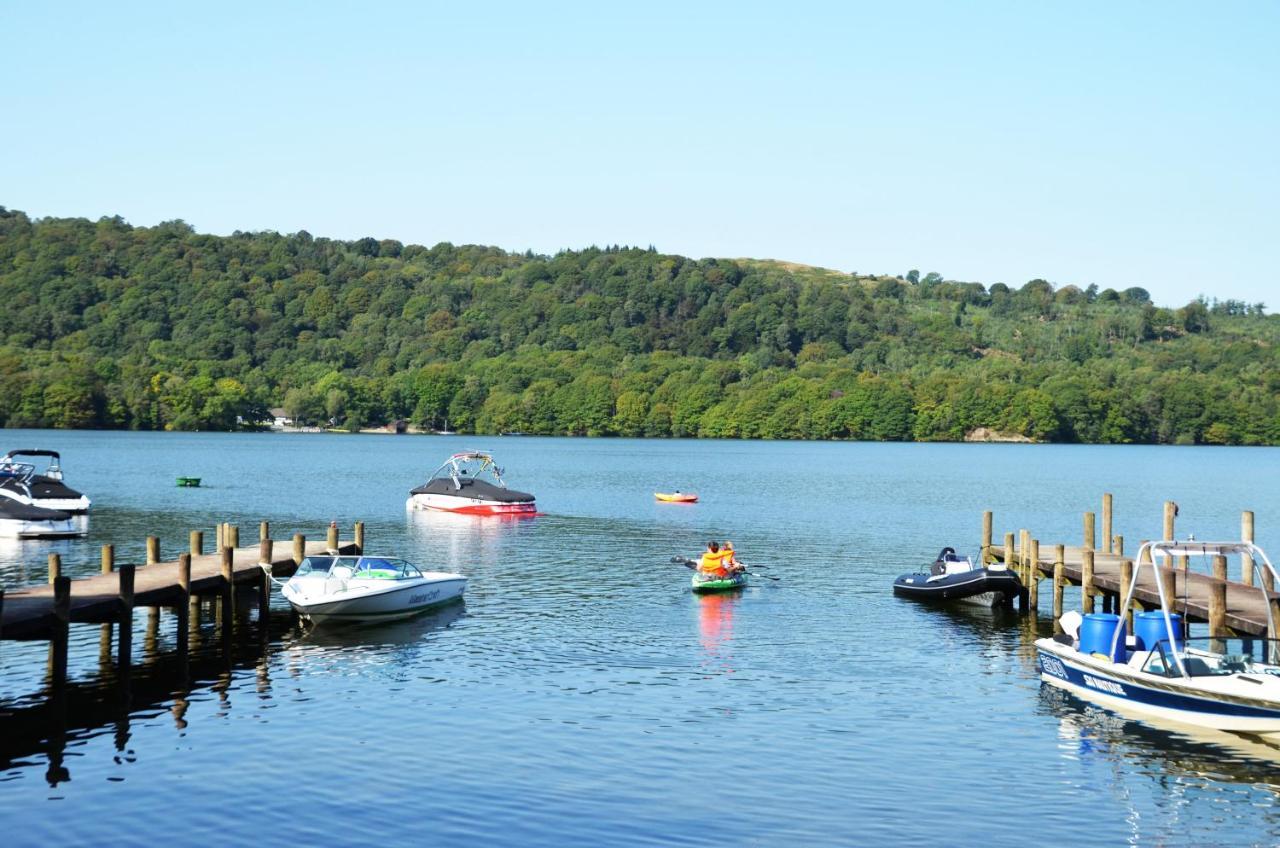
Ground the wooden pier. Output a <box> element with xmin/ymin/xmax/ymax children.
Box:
<box><xmin>982</xmin><ymin>497</ymin><xmax>1280</xmax><ymax>638</ymax></box>
<box><xmin>1</xmin><ymin>520</ymin><xmax>364</xmax><ymax>643</ymax></box>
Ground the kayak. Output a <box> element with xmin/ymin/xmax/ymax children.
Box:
<box><xmin>656</xmin><ymin>492</ymin><xmax>698</xmax><ymax>503</ymax></box>
<box><xmin>691</xmin><ymin>572</ymin><xmax>748</xmax><ymax>593</ymax></box>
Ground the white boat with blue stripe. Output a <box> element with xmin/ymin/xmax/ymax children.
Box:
<box><xmin>281</xmin><ymin>555</ymin><xmax>466</xmax><ymax>624</ymax></box>
<box><xmin>1036</xmin><ymin>541</ymin><xmax>1280</xmax><ymax>740</ymax></box>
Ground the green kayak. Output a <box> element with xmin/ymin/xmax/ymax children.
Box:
<box><xmin>691</xmin><ymin>572</ymin><xmax>748</xmax><ymax>593</ymax></box>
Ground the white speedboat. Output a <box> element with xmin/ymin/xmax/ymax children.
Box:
<box><xmin>1036</xmin><ymin>541</ymin><xmax>1280</xmax><ymax>740</ymax></box>
<box><xmin>0</xmin><ymin>450</ymin><xmax>91</xmax><ymax>514</ymax></box>
<box><xmin>281</xmin><ymin>555</ymin><xmax>466</xmax><ymax>624</ymax></box>
<box><xmin>0</xmin><ymin>497</ymin><xmax>82</xmax><ymax>539</ymax></box>
<box><xmin>406</xmin><ymin>451</ymin><xmax>536</xmax><ymax>516</ymax></box>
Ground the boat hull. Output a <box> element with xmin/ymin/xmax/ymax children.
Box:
<box><xmin>655</xmin><ymin>493</ymin><xmax>698</xmax><ymax>503</ymax></box>
<box><xmin>893</xmin><ymin>569</ymin><xmax>1022</xmax><ymax>606</ymax></box>
<box><xmin>407</xmin><ymin>494</ymin><xmax>536</xmax><ymax>516</ymax></box>
<box><xmin>692</xmin><ymin>573</ymin><xmax>748</xmax><ymax>593</ymax></box>
<box><xmin>1036</xmin><ymin>639</ymin><xmax>1280</xmax><ymax>738</ymax></box>
<box><xmin>285</xmin><ymin>576</ymin><xmax>467</xmax><ymax>623</ymax></box>
<box><xmin>0</xmin><ymin>516</ymin><xmax>85</xmax><ymax>539</ymax></box>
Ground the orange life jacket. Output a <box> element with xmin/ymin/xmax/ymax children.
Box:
<box><xmin>699</xmin><ymin>549</ymin><xmax>731</xmax><ymax>577</ymax></box>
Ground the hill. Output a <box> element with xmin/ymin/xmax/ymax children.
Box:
<box><xmin>0</xmin><ymin>207</ymin><xmax>1275</xmax><ymax>444</ymax></box>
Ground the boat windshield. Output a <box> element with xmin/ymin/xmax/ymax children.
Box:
<box><xmin>295</xmin><ymin>556</ymin><xmax>340</xmax><ymax>576</ymax></box>
<box><xmin>352</xmin><ymin>557</ymin><xmax>422</xmax><ymax>579</ymax></box>
<box><xmin>1140</xmin><ymin>637</ymin><xmax>1280</xmax><ymax>678</ymax></box>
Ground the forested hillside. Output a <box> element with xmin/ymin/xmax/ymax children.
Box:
<box><xmin>0</xmin><ymin>208</ymin><xmax>1275</xmax><ymax>444</ymax></box>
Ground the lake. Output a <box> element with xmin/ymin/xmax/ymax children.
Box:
<box><xmin>1</xmin><ymin>432</ymin><xmax>1279</xmax><ymax>846</ymax></box>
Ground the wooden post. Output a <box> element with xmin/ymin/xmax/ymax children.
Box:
<box><xmin>981</xmin><ymin>511</ymin><xmax>993</xmax><ymax>564</ymax></box>
<box><xmin>1003</xmin><ymin>533</ymin><xmax>1015</xmax><ymax>571</ymax></box>
<box><xmin>1083</xmin><ymin>512</ymin><xmax>1096</xmax><ymax>551</ymax></box>
<box><xmin>1162</xmin><ymin>501</ymin><xmax>1176</xmax><ymax>568</ymax></box>
<box><xmin>1270</xmin><ymin>596</ymin><xmax>1280</xmax><ymax>664</ymax></box>
<box><xmin>1082</xmin><ymin>549</ymin><xmax>1096</xmax><ymax>614</ymax></box>
<box><xmin>52</xmin><ymin>576</ymin><xmax>71</xmax><ymax>682</ymax></box>
<box><xmin>1113</xmin><ymin>535</ymin><xmax>1124</xmax><ymax>557</ymax></box>
<box><xmin>229</xmin><ymin>524</ymin><xmax>240</xmax><ymax>549</ymax></box>
<box><xmin>1101</xmin><ymin>494</ymin><xmax>1113</xmax><ymax>554</ymax></box>
<box><xmin>1119</xmin><ymin>558</ymin><xmax>1134</xmax><ymax>630</ymax></box>
<box><xmin>293</xmin><ymin>533</ymin><xmax>306</xmax><ymax>567</ymax></box>
<box><xmin>117</xmin><ymin>565</ymin><xmax>135</xmax><ymax>667</ymax></box>
<box><xmin>326</xmin><ymin>522</ymin><xmax>339</xmax><ymax>553</ymax></box>
<box><xmin>190</xmin><ymin>530</ymin><xmax>204</xmax><ymax>557</ymax></box>
<box><xmin>1052</xmin><ymin>551</ymin><xmax>1065</xmax><ymax>634</ymax></box>
<box><xmin>354</xmin><ymin>521</ymin><xmax>365</xmax><ymax>555</ymax></box>
<box><xmin>259</xmin><ymin>537</ymin><xmax>273</xmax><ymax>565</ymax></box>
<box><xmin>146</xmin><ymin>536</ymin><xmax>160</xmax><ymax>565</ymax></box>
<box><xmin>216</xmin><ymin>522</ymin><xmax>224</xmax><ymax>551</ymax></box>
<box><xmin>1027</xmin><ymin>539</ymin><xmax>1039</xmax><ymax>610</ymax></box>
<box><xmin>1242</xmin><ymin>510</ymin><xmax>1255</xmax><ymax>587</ymax></box>
<box><xmin>258</xmin><ymin>556</ymin><xmax>271</xmax><ymax>628</ymax></box>
<box><xmin>220</xmin><ymin>546</ymin><xmax>235</xmax><ymax>627</ymax></box>
<box><xmin>47</xmin><ymin>552</ymin><xmax>61</xmax><ymax>585</ymax></box>
<box><xmin>260</xmin><ymin>520</ymin><xmax>270</xmax><ymax>543</ymax></box>
<box><xmin>1157</xmin><ymin>565</ymin><xmax>1177</xmax><ymax>611</ymax></box>
<box><xmin>101</xmin><ymin>544</ymin><xmax>115</xmax><ymax>574</ymax></box>
<box><xmin>176</xmin><ymin>553</ymin><xmax>191</xmax><ymax>655</ymax></box>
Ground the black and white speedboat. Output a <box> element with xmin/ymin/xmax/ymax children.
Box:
<box><xmin>0</xmin><ymin>450</ymin><xmax>91</xmax><ymax>514</ymax></box>
<box><xmin>0</xmin><ymin>498</ymin><xmax>82</xmax><ymax>539</ymax></box>
<box><xmin>406</xmin><ymin>452</ymin><xmax>535</xmax><ymax>516</ymax></box>
<box><xmin>893</xmin><ymin>547</ymin><xmax>1024</xmax><ymax>607</ymax></box>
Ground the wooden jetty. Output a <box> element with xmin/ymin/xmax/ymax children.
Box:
<box><xmin>0</xmin><ymin>520</ymin><xmax>364</xmax><ymax>645</ymax></box>
<box><xmin>981</xmin><ymin>497</ymin><xmax>1280</xmax><ymax>638</ymax></box>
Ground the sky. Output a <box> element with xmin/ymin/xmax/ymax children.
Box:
<box><xmin>2</xmin><ymin>1</ymin><xmax>1276</xmax><ymax>307</ymax></box>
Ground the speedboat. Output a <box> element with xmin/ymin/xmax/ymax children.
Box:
<box><xmin>281</xmin><ymin>555</ymin><xmax>467</xmax><ymax>624</ymax></box>
<box><xmin>1036</xmin><ymin>541</ymin><xmax>1280</xmax><ymax>740</ymax></box>
<box><xmin>0</xmin><ymin>450</ymin><xmax>91</xmax><ymax>514</ymax></box>
<box><xmin>893</xmin><ymin>547</ymin><xmax>1023</xmax><ymax>607</ymax></box>
<box><xmin>406</xmin><ymin>451</ymin><xmax>535</xmax><ymax>516</ymax></box>
<box><xmin>0</xmin><ymin>498</ymin><xmax>82</xmax><ymax>539</ymax></box>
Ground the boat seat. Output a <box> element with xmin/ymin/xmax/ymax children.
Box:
<box><xmin>1181</xmin><ymin>657</ymin><xmax>1214</xmax><ymax>677</ymax></box>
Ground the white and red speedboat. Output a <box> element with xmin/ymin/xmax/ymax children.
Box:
<box><xmin>406</xmin><ymin>452</ymin><xmax>536</xmax><ymax>516</ymax></box>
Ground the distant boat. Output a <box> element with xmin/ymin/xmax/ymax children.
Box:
<box><xmin>500</xmin><ymin>431</ymin><xmax>528</xmax><ymax>436</ymax></box>
<box><xmin>407</xmin><ymin>451</ymin><xmax>536</xmax><ymax>516</ymax></box>
<box><xmin>656</xmin><ymin>491</ymin><xmax>698</xmax><ymax>503</ymax></box>
<box><xmin>176</xmin><ymin>476</ymin><xmax>201</xmax><ymax>487</ymax></box>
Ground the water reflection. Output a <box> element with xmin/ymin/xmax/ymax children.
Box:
<box><xmin>697</xmin><ymin>593</ymin><xmax>738</xmax><ymax>673</ymax></box>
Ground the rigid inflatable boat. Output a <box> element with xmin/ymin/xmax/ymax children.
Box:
<box><xmin>893</xmin><ymin>547</ymin><xmax>1023</xmax><ymax>607</ymax></box>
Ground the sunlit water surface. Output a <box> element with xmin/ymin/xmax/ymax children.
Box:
<box><xmin>1</xmin><ymin>432</ymin><xmax>1279</xmax><ymax>846</ymax></box>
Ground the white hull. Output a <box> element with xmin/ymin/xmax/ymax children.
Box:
<box><xmin>32</xmin><ymin>495</ymin><xmax>91</xmax><ymax>514</ymax></box>
<box><xmin>406</xmin><ymin>493</ymin><xmax>535</xmax><ymax>516</ymax></box>
<box><xmin>1037</xmin><ymin>639</ymin><xmax>1280</xmax><ymax>738</ymax></box>
<box><xmin>0</xmin><ymin>516</ymin><xmax>85</xmax><ymax>539</ymax></box>
<box><xmin>285</xmin><ymin>575</ymin><xmax>466</xmax><ymax>623</ymax></box>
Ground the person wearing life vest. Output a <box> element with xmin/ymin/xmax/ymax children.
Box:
<box><xmin>722</xmin><ymin>540</ymin><xmax>744</xmax><ymax>574</ymax></box>
<box><xmin>699</xmin><ymin>541</ymin><xmax>734</xmax><ymax>578</ymax></box>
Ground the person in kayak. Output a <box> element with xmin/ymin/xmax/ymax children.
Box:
<box><xmin>699</xmin><ymin>541</ymin><xmax>735</xmax><ymax>578</ymax></box>
<box><xmin>722</xmin><ymin>541</ymin><xmax>744</xmax><ymax>574</ymax></box>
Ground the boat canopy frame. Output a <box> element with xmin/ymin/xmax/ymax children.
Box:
<box><xmin>0</xmin><ymin>450</ymin><xmax>64</xmax><ymax>481</ymax></box>
<box><xmin>1110</xmin><ymin>540</ymin><xmax>1280</xmax><ymax>675</ymax></box>
<box><xmin>428</xmin><ymin>451</ymin><xmax>510</xmax><ymax>491</ymax></box>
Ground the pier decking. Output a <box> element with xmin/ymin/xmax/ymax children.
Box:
<box><xmin>984</xmin><ymin>499</ymin><xmax>1280</xmax><ymax>638</ymax></box>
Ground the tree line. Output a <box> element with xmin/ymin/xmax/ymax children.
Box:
<box><xmin>0</xmin><ymin>207</ymin><xmax>1276</xmax><ymax>444</ymax></box>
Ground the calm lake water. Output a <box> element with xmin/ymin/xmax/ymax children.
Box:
<box><xmin>1</xmin><ymin>431</ymin><xmax>1279</xmax><ymax>846</ymax></box>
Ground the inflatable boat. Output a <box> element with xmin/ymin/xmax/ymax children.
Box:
<box><xmin>893</xmin><ymin>547</ymin><xmax>1023</xmax><ymax>607</ymax></box>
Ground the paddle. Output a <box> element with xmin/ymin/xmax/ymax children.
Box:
<box><xmin>669</xmin><ymin>555</ymin><xmax>780</xmax><ymax>581</ymax></box>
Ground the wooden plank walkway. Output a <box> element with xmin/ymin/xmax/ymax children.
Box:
<box><xmin>996</xmin><ymin>544</ymin><xmax>1279</xmax><ymax>637</ymax></box>
<box><xmin>1</xmin><ymin>539</ymin><xmax>355</xmax><ymax>641</ymax></box>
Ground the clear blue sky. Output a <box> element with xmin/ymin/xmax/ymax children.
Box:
<box><xmin>2</xmin><ymin>1</ymin><xmax>1276</xmax><ymax>307</ymax></box>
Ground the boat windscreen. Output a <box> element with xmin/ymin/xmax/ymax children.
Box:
<box><xmin>296</xmin><ymin>556</ymin><xmax>337</xmax><ymax>576</ymax></box>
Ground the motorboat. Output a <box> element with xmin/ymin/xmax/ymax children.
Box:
<box><xmin>656</xmin><ymin>491</ymin><xmax>698</xmax><ymax>503</ymax></box>
<box><xmin>281</xmin><ymin>555</ymin><xmax>467</xmax><ymax>624</ymax></box>
<box><xmin>893</xmin><ymin>547</ymin><xmax>1023</xmax><ymax>607</ymax></box>
<box><xmin>1036</xmin><ymin>540</ymin><xmax>1280</xmax><ymax>740</ymax></box>
<box><xmin>406</xmin><ymin>451</ymin><xmax>535</xmax><ymax>516</ymax></box>
<box><xmin>0</xmin><ymin>450</ymin><xmax>91</xmax><ymax>514</ymax></box>
<box><xmin>0</xmin><ymin>498</ymin><xmax>83</xmax><ymax>539</ymax></box>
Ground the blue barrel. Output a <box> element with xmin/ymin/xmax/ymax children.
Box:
<box><xmin>1134</xmin><ymin>611</ymin><xmax>1184</xmax><ymax>653</ymax></box>
<box><xmin>1079</xmin><ymin>613</ymin><xmax>1126</xmax><ymax>661</ymax></box>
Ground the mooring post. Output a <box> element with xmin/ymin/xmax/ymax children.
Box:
<box><xmin>190</xmin><ymin>530</ymin><xmax>204</xmax><ymax>557</ymax></box>
<box><xmin>1052</xmin><ymin>545</ymin><xmax>1065</xmax><ymax>632</ymax></box>
<box><xmin>258</xmin><ymin>537</ymin><xmax>273</xmax><ymax>628</ymax></box>
<box><xmin>1003</xmin><ymin>533</ymin><xmax>1015</xmax><ymax>570</ymax></box>
<box><xmin>52</xmin><ymin>576</ymin><xmax>71</xmax><ymax>683</ymax></box>
<box><xmin>260</xmin><ymin>520</ymin><xmax>270</xmax><ymax>543</ymax></box>
<box><xmin>146</xmin><ymin>536</ymin><xmax>160</xmax><ymax>565</ymax></box>
<box><xmin>326</xmin><ymin>522</ymin><xmax>339</xmax><ymax>553</ymax></box>
<box><xmin>1119</xmin><ymin>558</ymin><xmax>1134</xmax><ymax>630</ymax></box>
<box><xmin>293</xmin><ymin>533</ymin><xmax>305</xmax><ymax>567</ymax></box>
<box><xmin>1027</xmin><ymin>539</ymin><xmax>1040</xmax><ymax>610</ymax></box>
<box><xmin>229</xmin><ymin>524</ymin><xmax>240</xmax><ymax>550</ymax></box>
<box><xmin>176</xmin><ymin>553</ymin><xmax>191</xmax><ymax>656</ymax></box>
<box><xmin>1162</xmin><ymin>501</ymin><xmax>1177</xmax><ymax>570</ymax></box>
<box><xmin>1083</xmin><ymin>512</ymin><xmax>1096</xmax><ymax>551</ymax></box>
<box><xmin>146</xmin><ymin>535</ymin><xmax>162</xmax><ymax>618</ymax></box>
<box><xmin>117</xmin><ymin>565</ymin><xmax>135</xmax><ymax>667</ymax></box>
<box><xmin>220</xmin><ymin>546</ymin><xmax>235</xmax><ymax>629</ymax></box>
<box><xmin>981</xmin><ymin>511</ymin><xmax>993</xmax><ymax>564</ymax></box>
<box><xmin>47</xmin><ymin>552</ymin><xmax>61</xmax><ymax>585</ymax></box>
<box><xmin>1242</xmin><ymin>510</ymin><xmax>1256</xmax><ymax>587</ymax></box>
<box><xmin>354</xmin><ymin>521</ymin><xmax>366</xmax><ymax>555</ymax></box>
<box><xmin>216</xmin><ymin>522</ymin><xmax>224</xmax><ymax>552</ymax></box>
<box><xmin>1082</xmin><ymin>549</ymin><xmax>1096</xmax><ymax>614</ymax></box>
<box><xmin>1101</xmin><ymin>494</ymin><xmax>1113</xmax><ymax>554</ymax></box>
<box><xmin>1113</xmin><ymin>535</ymin><xmax>1124</xmax><ymax>557</ymax></box>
